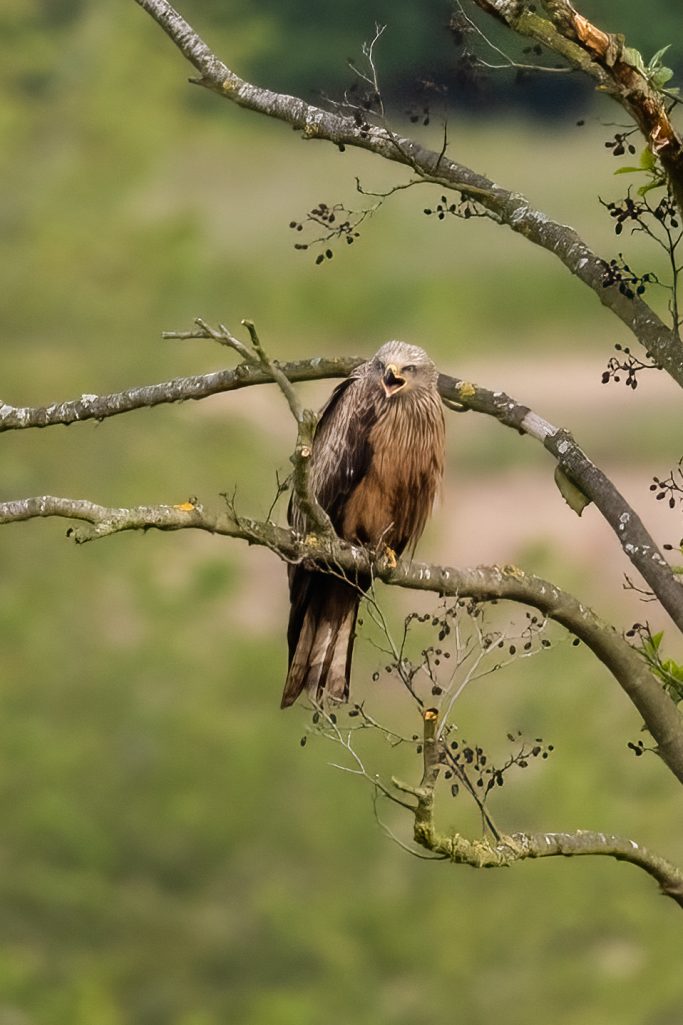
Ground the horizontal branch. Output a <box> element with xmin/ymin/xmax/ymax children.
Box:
<box><xmin>394</xmin><ymin>709</ymin><xmax>683</xmax><ymax>908</ymax></box>
<box><xmin>0</xmin><ymin>356</ymin><xmax>362</xmax><ymax>432</ymax></box>
<box><xmin>133</xmin><ymin>0</ymin><xmax>683</xmax><ymax>386</ymax></box>
<box><xmin>3</xmin><ymin>493</ymin><xmax>682</xmax><ymax>784</ymax></box>
<box><xmin>2</xmin><ymin>345</ymin><xmax>681</xmax><ymax>630</ymax></box>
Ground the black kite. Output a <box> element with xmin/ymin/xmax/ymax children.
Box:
<box><xmin>282</xmin><ymin>341</ymin><xmax>445</xmax><ymax>708</ymax></box>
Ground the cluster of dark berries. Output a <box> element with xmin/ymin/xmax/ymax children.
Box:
<box><xmin>420</xmin><ymin>641</ymin><xmax>453</xmax><ymax>696</ymax></box>
<box><xmin>289</xmin><ymin>201</ymin><xmax>361</xmax><ymax>264</ymax></box>
<box><xmin>623</xmin><ymin>742</ymin><xmax>652</xmax><ymax>758</ymax></box>
<box><xmin>627</xmin><ymin>739</ymin><xmax>650</xmax><ymax>757</ymax></box>
<box><xmin>345</xmin><ymin>79</ymin><xmax>381</xmax><ymax>114</ymax></box>
<box><xmin>650</xmin><ymin>459</ymin><xmax>683</xmax><ymax>509</ymax></box>
<box><xmin>482</xmin><ymin>610</ymin><xmax>551</xmax><ymax>656</ymax></box>
<box><xmin>625</xmin><ymin>622</ymin><xmax>648</xmax><ymax>641</ymax></box>
<box><xmin>351</xmin><ymin>108</ymin><xmax>371</xmax><ymax>138</ymax></box>
<box><xmin>407</xmin><ymin>75</ymin><xmax>449</xmax><ymax>125</ymax></box>
<box><xmin>444</xmin><ymin>731</ymin><xmax>554</xmax><ymax>799</ymax></box>
<box><xmin>406</xmin><ymin>104</ymin><xmax>431</xmax><ymax>127</ymax></box>
<box><xmin>370</xmin><ymin>601</ymin><xmax>477</xmax><ymax>695</ymax></box>
<box><xmin>652</xmin><ymin>196</ymin><xmax>680</xmax><ymax>229</ymax></box>
<box><xmin>424</xmin><ymin>196</ymin><xmax>456</xmax><ymax>220</ymax></box>
<box><xmin>423</xmin><ymin>195</ymin><xmax>482</xmax><ymax>221</ymax></box>
<box><xmin>601</xmin><ymin>256</ymin><xmax>656</xmax><ymax>298</ymax></box>
<box><xmin>601</xmin><ymin>342</ymin><xmax>658</xmax><ymax>389</ymax></box>
<box><xmin>603</xmin><ymin>196</ymin><xmax>650</xmax><ymax>237</ymax></box>
<box><xmin>605</xmin><ymin>131</ymin><xmax>637</xmax><ymax>157</ymax></box>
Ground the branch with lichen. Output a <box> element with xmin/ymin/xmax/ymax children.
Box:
<box><xmin>132</xmin><ymin>0</ymin><xmax>683</xmax><ymax>386</ymax></box>
<box><xmin>470</xmin><ymin>0</ymin><xmax>683</xmax><ymax>217</ymax></box>
<box><xmin>2</xmin><ymin>492</ymin><xmax>682</xmax><ymax>784</ymax></box>
<box><xmin>392</xmin><ymin>708</ymin><xmax>683</xmax><ymax>908</ymax></box>
<box><xmin>237</xmin><ymin>318</ymin><xmax>334</xmax><ymax>537</ymax></box>
<box><xmin>2</xmin><ymin>337</ymin><xmax>680</xmax><ymax>630</ymax></box>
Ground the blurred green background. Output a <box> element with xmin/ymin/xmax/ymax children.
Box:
<box><xmin>1</xmin><ymin>2</ymin><xmax>683</xmax><ymax>1024</ymax></box>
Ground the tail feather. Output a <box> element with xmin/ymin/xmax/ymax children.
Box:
<box><xmin>281</xmin><ymin>571</ymin><xmax>360</xmax><ymax>708</ymax></box>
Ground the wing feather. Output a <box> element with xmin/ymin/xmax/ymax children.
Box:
<box><xmin>288</xmin><ymin>370</ymin><xmax>378</xmax><ymax>535</ymax></box>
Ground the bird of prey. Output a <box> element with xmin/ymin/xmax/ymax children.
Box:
<box><xmin>281</xmin><ymin>340</ymin><xmax>445</xmax><ymax>708</ymax></box>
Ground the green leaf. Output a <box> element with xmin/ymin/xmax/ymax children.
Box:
<box><xmin>651</xmin><ymin>67</ymin><xmax>674</xmax><ymax>89</ymax></box>
<box><xmin>648</xmin><ymin>44</ymin><xmax>672</xmax><ymax>68</ymax></box>
<box><xmin>662</xmin><ymin>658</ymin><xmax>683</xmax><ymax>683</ymax></box>
<box><xmin>623</xmin><ymin>46</ymin><xmax>647</xmax><ymax>75</ymax></box>
<box><xmin>637</xmin><ymin>180</ymin><xmax>665</xmax><ymax>197</ymax></box>
<box><xmin>639</xmin><ymin>147</ymin><xmax>656</xmax><ymax>171</ymax></box>
<box><xmin>553</xmin><ymin>466</ymin><xmax>590</xmax><ymax>516</ymax></box>
<box><xmin>613</xmin><ymin>166</ymin><xmax>643</xmax><ymax>175</ymax></box>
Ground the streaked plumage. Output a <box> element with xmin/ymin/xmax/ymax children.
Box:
<box><xmin>281</xmin><ymin>341</ymin><xmax>445</xmax><ymax>708</ymax></box>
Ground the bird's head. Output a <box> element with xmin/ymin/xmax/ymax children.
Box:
<box><xmin>372</xmin><ymin>341</ymin><xmax>438</xmax><ymax>399</ymax></box>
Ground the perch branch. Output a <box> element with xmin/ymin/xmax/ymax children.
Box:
<box><xmin>2</xmin><ymin>494</ymin><xmax>682</xmax><ymax>784</ymax></box>
<box><xmin>132</xmin><ymin>0</ymin><xmax>683</xmax><ymax>385</ymax></box>
<box><xmin>4</xmin><ymin>347</ymin><xmax>679</xmax><ymax>631</ymax></box>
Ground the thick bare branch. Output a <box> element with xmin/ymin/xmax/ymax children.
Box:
<box><xmin>0</xmin><ymin>356</ymin><xmax>362</xmax><ymax>433</ymax></box>
<box><xmin>438</xmin><ymin>373</ymin><xmax>683</xmax><ymax>634</ymax></box>
<box><xmin>3</xmin><ymin>494</ymin><xmax>682</xmax><ymax>784</ymax></box>
<box><xmin>132</xmin><ymin>0</ymin><xmax>683</xmax><ymax>385</ymax></box>
<box><xmin>2</xmin><ymin>349</ymin><xmax>681</xmax><ymax>628</ymax></box>
<box><xmin>394</xmin><ymin>709</ymin><xmax>683</xmax><ymax>908</ymax></box>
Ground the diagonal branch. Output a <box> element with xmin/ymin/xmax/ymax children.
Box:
<box><xmin>2</xmin><ymin>493</ymin><xmax>682</xmax><ymax>784</ymax></box>
<box><xmin>471</xmin><ymin>0</ymin><xmax>683</xmax><ymax>216</ymax></box>
<box><xmin>437</xmin><ymin>372</ymin><xmax>683</xmax><ymax>634</ymax></box>
<box><xmin>393</xmin><ymin>708</ymin><xmax>683</xmax><ymax>909</ymax></box>
<box><xmin>132</xmin><ymin>0</ymin><xmax>683</xmax><ymax>386</ymax></box>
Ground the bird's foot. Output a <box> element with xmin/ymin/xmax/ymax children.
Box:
<box><xmin>381</xmin><ymin>545</ymin><xmax>398</xmax><ymax>570</ymax></box>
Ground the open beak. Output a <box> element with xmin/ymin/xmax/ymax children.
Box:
<box><xmin>382</xmin><ymin>363</ymin><xmax>406</xmax><ymax>397</ymax></box>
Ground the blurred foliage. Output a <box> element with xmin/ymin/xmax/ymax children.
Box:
<box><xmin>165</xmin><ymin>0</ymin><xmax>683</xmax><ymax>106</ymax></box>
<box><xmin>1</xmin><ymin>2</ymin><xmax>683</xmax><ymax>1024</ymax></box>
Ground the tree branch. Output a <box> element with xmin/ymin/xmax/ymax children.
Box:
<box><xmin>471</xmin><ymin>0</ymin><xmax>683</xmax><ymax>214</ymax></box>
<box><xmin>132</xmin><ymin>0</ymin><xmax>683</xmax><ymax>386</ymax></box>
<box><xmin>3</xmin><ymin>494</ymin><xmax>682</xmax><ymax>784</ymax></box>
<box><xmin>0</xmin><ymin>356</ymin><xmax>362</xmax><ymax>432</ymax></box>
<box><xmin>437</xmin><ymin>372</ymin><xmax>683</xmax><ymax>634</ymax></box>
<box><xmin>2</xmin><ymin>345</ymin><xmax>681</xmax><ymax>627</ymax></box>
<box><xmin>394</xmin><ymin>709</ymin><xmax>683</xmax><ymax>909</ymax></box>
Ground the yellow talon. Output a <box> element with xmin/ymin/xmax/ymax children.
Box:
<box><xmin>384</xmin><ymin>545</ymin><xmax>398</xmax><ymax>569</ymax></box>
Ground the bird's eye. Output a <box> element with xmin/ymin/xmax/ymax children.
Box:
<box><xmin>402</xmin><ymin>364</ymin><xmax>416</xmax><ymax>374</ymax></box>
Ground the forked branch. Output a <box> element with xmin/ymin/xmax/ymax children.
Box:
<box><xmin>2</xmin><ymin>342</ymin><xmax>681</xmax><ymax>630</ymax></box>
<box><xmin>393</xmin><ymin>709</ymin><xmax>683</xmax><ymax>908</ymax></box>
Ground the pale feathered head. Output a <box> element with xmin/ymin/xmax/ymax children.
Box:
<box><xmin>369</xmin><ymin>340</ymin><xmax>438</xmax><ymax>399</ymax></box>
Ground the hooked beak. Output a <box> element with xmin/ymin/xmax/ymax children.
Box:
<box><xmin>382</xmin><ymin>363</ymin><xmax>406</xmax><ymax>397</ymax></box>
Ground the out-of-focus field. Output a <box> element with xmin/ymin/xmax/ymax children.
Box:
<box><xmin>1</xmin><ymin>4</ymin><xmax>682</xmax><ymax>1025</ymax></box>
